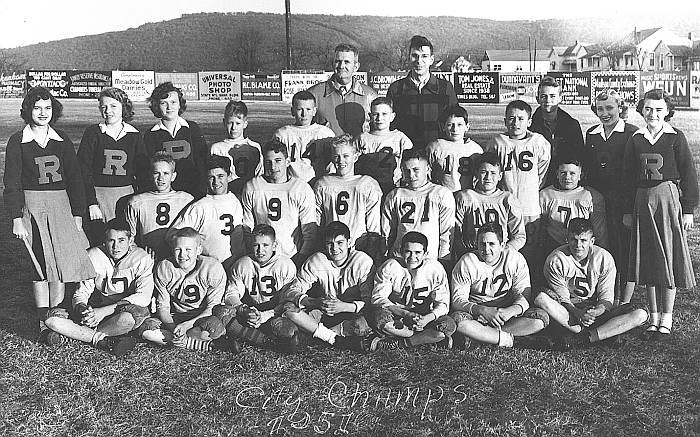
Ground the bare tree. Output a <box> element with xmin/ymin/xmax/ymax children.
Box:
<box><xmin>236</xmin><ymin>28</ymin><xmax>263</xmax><ymax>71</ymax></box>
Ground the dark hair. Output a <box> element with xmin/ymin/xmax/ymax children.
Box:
<box><xmin>208</xmin><ymin>155</ymin><xmax>232</xmax><ymax>175</ymax></box>
<box><xmin>538</xmin><ymin>76</ymin><xmax>560</xmax><ymax>94</ymax></box>
<box><xmin>476</xmin><ymin>152</ymin><xmax>502</xmax><ymax>172</ymax></box>
<box><xmin>409</xmin><ymin>35</ymin><xmax>433</xmax><ymax>54</ymax></box>
<box><xmin>292</xmin><ymin>90</ymin><xmax>316</xmax><ymax>106</ymax></box>
<box><xmin>334</xmin><ymin>43</ymin><xmax>359</xmax><ymax>58</ymax></box>
<box><xmin>401</xmin><ymin>148</ymin><xmax>428</xmax><ymax>164</ymax></box>
<box><xmin>505</xmin><ymin>99</ymin><xmax>532</xmax><ymax>118</ymax></box>
<box><xmin>636</xmin><ymin>88</ymin><xmax>675</xmax><ymax>121</ymax></box>
<box><xmin>99</xmin><ymin>87</ymin><xmax>135</xmax><ymax>122</ymax></box>
<box><xmin>440</xmin><ymin>104</ymin><xmax>468</xmax><ymax>124</ymax></box>
<box><xmin>401</xmin><ymin>231</ymin><xmax>428</xmax><ymax>251</ymax></box>
<box><xmin>567</xmin><ymin>218</ymin><xmax>593</xmax><ymax>236</ymax></box>
<box><xmin>324</xmin><ymin>221</ymin><xmax>351</xmax><ymax>241</ymax></box>
<box><xmin>262</xmin><ymin>139</ymin><xmax>289</xmax><ymax>158</ymax></box>
<box><xmin>224</xmin><ymin>100</ymin><xmax>248</xmax><ymax>119</ymax></box>
<box><xmin>250</xmin><ymin>224</ymin><xmax>276</xmax><ymax>241</ymax></box>
<box><xmin>105</xmin><ymin>218</ymin><xmax>132</xmax><ymax>237</ymax></box>
<box><xmin>477</xmin><ymin>222</ymin><xmax>504</xmax><ymax>243</ymax></box>
<box><xmin>371</xmin><ymin>96</ymin><xmax>393</xmax><ymax>110</ymax></box>
<box><xmin>148</xmin><ymin>81</ymin><xmax>186</xmax><ymax>118</ymax></box>
<box><xmin>21</xmin><ymin>86</ymin><xmax>63</xmax><ymax>125</ymax></box>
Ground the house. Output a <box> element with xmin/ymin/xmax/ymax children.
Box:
<box><xmin>607</xmin><ymin>27</ymin><xmax>694</xmax><ymax>71</ymax></box>
<box><xmin>558</xmin><ymin>41</ymin><xmax>609</xmax><ymax>71</ymax></box>
<box><xmin>548</xmin><ymin>46</ymin><xmax>568</xmax><ymax>71</ymax></box>
<box><xmin>481</xmin><ymin>50</ymin><xmax>551</xmax><ymax>72</ymax></box>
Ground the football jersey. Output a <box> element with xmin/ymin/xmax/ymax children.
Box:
<box><xmin>355</xmin><ymin>130</ymin><xmax>413</xmax><ymax>191</ymax></box>
<box><xmin>454</xmin><ymin>188</ymin><xmax>525</xmax><ymax>254</ymax></box>
<box><xmin>73</xmin><ymin>245</ymin><xmax>154</xmax><ymax>308</ymax></box>
<box><xmin>382</xmin><ymin>182</ymin><xmax>455</xmax><ymax>259</ymax></box>
<box><xmin>544</xmin><ymin>244</ymin><xmax>615</xmax><ymax>306</ymax></box>
<box><xmin>426</xmin><ymin>138</ymin><xmax>483</xmax><ymax>192</ymax></box>
<box><xmin>539</xmin><ymin>185</ymin><xmax>608</xmax><ymax>246</ymax></box>
<box><xmin>451</xmin><ymin>248</ymin><xmax>530</xmax><ymax>313</ymax></box>
<box><xmin>155</xmin><ymin>255</ymin><xmax>226</xmax><ymax>318</ymax></box>
<box><xmin>314</xmin><ymin>174</ymin><xmax>382</xmax><ymax>241</ymax></box>
<box><xmin>124</xmin><ymin>190</ymin><xmax>194</xmax><ymax>255</ymax></box>
<box><xmin>210</xmin><ymin>138</ymin><xmax>263</xmax><ymax>183</ymax></box>
<box><xmin>273</xmin><ymin>123</ymin><xmax>335</xmax><ymax>181</ymax></box>
<box><xmin>371</xmin><ymin>258</ymin><xmax>449</xmax><ymax>317</ymax></box>
<box><xmin>167</xmin><ymin>193</ymin><xmax>245</xmax><ymax>262</ymax></box>
<box><xmin>241</xmin><ymin>176</ymin><xmax>317</xmax><ymax>258</ymax></box>
<box><xmin>225</xmin><ymin>253</ymin><xmax>297</xmax><ymax>322</ymax></box>
<box><xmin>286</xmin><ymin>250</ymin><xmax>374</xmax><ymax>310</ymax></box>
<box><xmin>487</xmin><ymin>131</ymin><xmax>551</xmax><ymax>217</ymax></box>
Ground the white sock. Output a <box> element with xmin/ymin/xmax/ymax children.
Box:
<box><xmin>497</xmin><ymin>331</ymin><xmax>514</xmax><ymax>348</ymax></box>
<box><xmin>39</xmin><ymin>320</ymin><xmax>48</xmax><ymax>332</ymax></box>
<box><xmin>660</xmin><ymin>313</ymin><xmax>673</xmax><ymax>330</ymax></box>
<box><xmin>649</xmin><ymin>312</ymin><xmax>660</xmax><ymax>327</ymax></box>
<box><xmin>312</xmin><ymin>324</ymin><xmax>337</xmax><ymax>345</ymax></box>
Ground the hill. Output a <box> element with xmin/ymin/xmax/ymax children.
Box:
<box><xmin>4</xmin><ymin>11</ymin><xmax>700</xmax><ymax>72</ymax></box>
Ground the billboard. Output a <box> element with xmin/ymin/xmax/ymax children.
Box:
<box><xmin>281</xmin><ymin>71</ymin><xmax>331</xmax><ymax>103</ymax></box>
<box><xmin>454</xmin><ymin>72</ymin><xmax>499</xmax><ymax>103</ymax></box>
<box><xmin>67</xmin><ymin>71</ymin><xmax>112</xmax><ymax>99</ymax></box>
<box><xmin>433</xmin><ymin>71</ymin><xmax>455</xmax><ymax>86</ymax></box>
<box><xmin>198</xmin><ymin>71</ymin><xmax>242</xmax><ymax>100</ymax></box>
<box><xmin>26</xmin><ymin>70</ymin><xmax>69</xmax><ymax>98</ymax></box>
<box><xmin>241</xmin><ymin>73</ymin><xmax>281</xmax><ymax>101</ymax></box>
<box><xmin>112</xmin><ymin>71</ymin><xmax>155</xmax><ymax>102</ymax></box>
<box><xmin>155</xmin><ymin>72</ymin><xmax>199</xmax><ymax>100</ymax></box>
<box><xmin>590</xmin><ymin>71</ymin><xmax>639</xmax><ymax>108</ymax></box>
<box><xmin>369</xmin><ymin>72</ymin><xmax>405</xmax><ymax>97</ymax></box>
<box><xmin>0</xmin><ymin>73</ymin><xmax>26</xmax><ymax>98</ymax></box>
<box><xmin>547</xmin><ymin>72</ymin><xmax>591</xmax><ymax>105</ymax></box>
<box><xmin>499</xmin><ymin>72</ymin><xmax>543</xmax><ymax>103</ymax></box>
<box><xmin>691</xmin><ymin>71</ymin><xmax>700</xmax><ymax>110</ymax></box>
<box><xmin>640</xmin><ymin>71</ymin><xmax>690</xmax><ymax>108</ymax></box>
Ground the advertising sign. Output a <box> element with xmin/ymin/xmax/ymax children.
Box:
<box><xmin>112</xmin><ymin>71</ymin><xmax>155</xmax><ymax>102</ymax></box>
<box><xmin>590</xmin><ymin>71</ymin><xmax>639</xmax><ymax>108</ymax></box>
<box><xmin>26</xmin><ymin>70</ymin><xmax>69</xmax><ymax>98</ymax></box>
<box><xmin>640</xmin><ymin>71</ymin><xmax>690</xmax><ymax>108</ymax></box>
<box><xmin>454</xmin><ymin>72</ymin><xmax>499</xmax><ymax>103</ymax></box>
<box><xmin>155</xmin><ymin>72</ymin><xmax>199</xmax><ymax>100</ymax></box>
<box><xmin>499</xmin><ymin>72</ymin><xmax>543</xmax><ymax>103</ymax></box>
<box><xmin>0</xmin><ymin>73</ymin><xmax>26</xmax><ymax>98</ymax></box>
<box><xmin>369</xmin><ymin>72</ymin><xmax>405</xmax><ymax>97</ymax></box>
<box><xmin>547</xmin><ymin>72</ymin><xmax>591</xmax><ymax>105</ymax></box>
<box><xmin>198</xmin><ymin>71</ymin><xmax>242</xmax><ymax>101</ymax></box>
<box><xmin>690</xmin><ymin>71</ymin><xmax>700</xmax><ymax>109</ymax></box>
<box><xmin>281</xmin><ymin>70</ymin><xmax>331</xmax><ymax>103</ymax></box>
<box><xmin>241</xmin><ymin>73</ymin><xmax>281</xmax><ymax>101</ymax></box>
<box><xmin>67</xmin><ymin>70</ymin><xmax>112</xmax><ymax>99</ymax></box>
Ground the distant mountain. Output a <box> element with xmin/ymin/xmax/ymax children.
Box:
<box><xmin>4</xmin><ymin>12</ymin><xmax>700</xmax><ymax>72</ymax></box>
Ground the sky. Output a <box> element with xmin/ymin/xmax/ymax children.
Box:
<box><xmin>0</xmin><ymin>0</ymin><xmax>693</xmax><ymax>49</ymax></box>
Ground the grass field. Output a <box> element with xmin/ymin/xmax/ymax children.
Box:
<box><xmin>1</xmin><ymin>100</ymin><xmax>699</xmax><ymax>436</ymax></box>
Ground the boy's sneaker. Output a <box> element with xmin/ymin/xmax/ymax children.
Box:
<box><xmin>41</xmin><ymin>329</ymin><xmax>68</xmax><ymax>346</ymax></box>
<box><xmin>452</xmin><ymin>333</ymin><xmax>472</xmax><ymax>351</ymax></box>
<box><xmin>214</xmin><ymin>335</ymin><xmax>242</xmax><ymax>354</ymax></box>
<box><xmin>97</xmin><ymin>336</ymin><xmax>137</xmax><ymax>357</ymax></box>
<box><xmin>438</xmin><ymin>334</ymin><xmax>453</xmax><ymax>350</ymax></box>
<box><xmin>372</xmin><ymin>337</ymin><xmax>402</xmax><ymax>351</ymax></box>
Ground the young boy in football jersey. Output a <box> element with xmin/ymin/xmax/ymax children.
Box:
<box><xmin>124</xmin><ymin>152</ymin><xmax>194</xmax><ymax>259</ymax></box>
<box><xmin>487</xmin><ymin>100</ymin><xmax>550</xmax><ymax>278</ymax></box>
<box><xmin>44</xmin><ymin>218</ymin><xmax>152</xmax><ymax>355</ymax></box>
<box><xmin>241</xmin><ymin>140</ymin><xmax>317</xmax><ymax>266</ymax></box>
<box><xmin>454</xmin><ymin>152</ymin><xmax>525</xmax><ymax>257</ymax></box>
<box><xmin>355</xmin><ymin>97</ymin><xmax>413</xmax><ymax>194</ymax></box>
<box><xmin>210</xmin><ymin>100</ymin><xmax>263</xmax><ymax>195</ymax></box>
<box><xmin>167</xmin><ymin>155</ymin><xmax>245</xmax><ymax>267</ymax></box>
<box><xmin>213</xmin><ymin>224</ymin><xmax>299</xmax><ymax>352</ymax></box>
<box><xmin>534</xmin><ymin>218</ymin><xmax>648</xmax><ymax>348</ymax></box>
<box><xmin>530</xmin><ymin>76</ymin><xmax>586</xmax><ymax>187</ymax></box>
<box><xmin>273</xmin><ymin>90</ymin><xmax>335</xmax><ymax>182</ymax></box>
<box><xmin>140</xmin><ymin>227</ymin><xmax>239</xmax><ymax>352</ymax></box>
<box><xmin>314</xmin><ymin>135</ymin><xmax>382</xmax><ymax>245</ymax></box>
<box><xmin>281</xmin><ymin>221</ymin><xmax>374</xmax><ymax>350</ymax></box>
<box><xmin>426</xmin><ymin>105</ymin><xmax>483</xmax><ymax>192</ymax></box>
<box><xmin>366</xmin><ymin>231</ymin><xmax>456</xmax><ymax>351</ymax></box>
<box><xmin>143</xmin><ymin>82</ymin><xmax>208</xmax><ymax>198</ymax></box>
<box><xmin>451</xmin><ymin>222</ymin><xmax>549</xmax><ymax>349</ymax></box>
<box><xmin>382</xmin><ymin>149</ymin><xmax>455</xmax><ymax>262</ymax></box>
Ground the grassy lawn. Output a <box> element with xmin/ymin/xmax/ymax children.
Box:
<box><xmin>0</xmin><ymin>100</ymin><xmax>699</xmax><ymax>436</ymax></box>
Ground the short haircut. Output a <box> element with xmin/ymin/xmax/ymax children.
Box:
<box><xmin>250</xmin><ymin>224</ymin><xmax>276</xmax><ymax>241</ymax></box>
<box><xmin>262</xmin><ymin>139</ymin><xmax>289</xmax><ymax>158</ymax></box>
<box><xmin>224</xmin><ymin>100</ymin><xmax>248</xmax><ymax>119</ymax></box>
<box><xmin>292</xmin><ymin>90</ymin><xmax>316</xmax><ymax>106</ymax></box>
<box><xmin>169</xmin><ymin>227</ymin><xmax>203</xmax><ymax>246</ymax></box>
<box><xmin>591</xmin><ymin>88</ymin><xmax>629</xmax><ymax>119</ymax></box>
<box><xmin>334</xmin><ymin>43</ymin><xmax>359</xmax><ymax>58</ymax></box>
<box><xmin>637</xmin><ymin>88</ymin><xmax>675</xmax><ymax>121</ymax></box>
<box><xmin>567</xmin><ymin>218</ymin><xmax>593</xmax><ymax>236</ymax></box>
<box><xmin>409</xmin><ymin>35</ymin><xmax>433</xmax><ymax>54</ymax></box>
<box><xmin>401</xmin><ymin>148</ymin><xmax>428</xmax><ymax>164</ymax></box>
<box><xmin>148</xmin><ymin>81</ymin><xmax>186</xmax><ymax>118</ymax></box>
<box><xmin>505</xmin><ymin>99</ymin><xmax>532</xmax><ymax>118</ymax></box>
<box><xmin>477</xmin><ymin>222</ymin><xmax>504</xmax><ymax>243</ymax></box>
<box><xmin>558</xmin><ymin>158</ymin><xmax>582</xmax><ymax>168</ymax></box>
<box><xmin>371</xmin><ymin>96</ymin><xmax>393</xmax><ymax>110</ymax></box>
<box><xmin>329</xmin><ymin>134</ymin><xmax>358</xmax><ymax>153</ymax></box>
<box><xmin>208</xmin><ymin>155</ymin><xmax>232</xmax><ymax>175</ymax></box>
<box><xmin>151</xmin><ymin>151</ymin><xmax>176</xmax><ymax>170</ymax></box>
<box><xmin>476</xmin><ymin>152</ymin><xmax>502</xmax><ymax>172</ymax></box>
<box><xmin>324</xmin><ymin>221</ymin><xmax>351</xmax><ymax>241</ymax></box>
<box><xmin>401</xmin><ymin>231</ymin><xmax>428</xmax><ymax>251</ymax></box>
<box><xmin>440</xmin><ymin>104</ymin><xmax>468</xmax><ymax>124</ymax></box>
<box><xmin>538</xmin><ymin>76</ymin><xmax>560</xmax><ymax>95</ymax></box>
<box><xmin>105</xmin><ymin>218</ymin><xmax>132</xmax><ymax>238</ymax></box>
<box><xmin>99</xmin><ymin>87</ymin><xmax>135</xmax><ymax>122</ymax></box>
<box><xmin>21</xmin><ymin>86</ymin><xmax>63</xmax><ymax>125</ymax></box>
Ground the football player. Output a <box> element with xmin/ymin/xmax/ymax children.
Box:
<box><xmin>534</xmin><ymin>218</ymin><xmax>648</xmax><ymax>348</ymax></box>
<box><xmin>44</xmin><ymin>219</ymin><xmax>152</xmax><ymax>356</ymax></box>
<box><xmin>451</xmin><ymin>222</ymin><xmax>549</xmax><ymax>348</ymax></box>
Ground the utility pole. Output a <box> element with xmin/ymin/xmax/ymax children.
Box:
<box><xmin>285</xmin><ymin>0</ymin><xmax>292</xmax><ymax>69</ymax></box>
